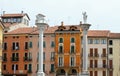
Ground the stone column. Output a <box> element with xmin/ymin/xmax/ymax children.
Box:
<box><xmin>36</xmin><ymin>14</ymin><xmax>47</xmax><ymax>76</ymax></box>
<box><xmin>80</xmin><ymin>23</ymin><xmax>91</xmax><ymax>76</ymax></box>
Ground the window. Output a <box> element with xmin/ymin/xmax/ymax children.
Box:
<box><xmin>70</xmin><ymin>56</ymin><xmax>75</xmax><ymax>66</ymax></box>
<box><xmin>3</xmin><ymin>53</ymin><xmax>7</xmax><ymax>61</ymax></box>
<box><xmin>94</xmin><ymin>60</ymin><xmax>98</xmax><ymax>68</ymax></box>
<box><xmin>59</xmin><ymin>57</ymin><xmax>63</xmax><ymax>67</ymax></box>
<box><xmin>101</xmin><ymin>39</ymin><xmax>106</xmax><ymax>44</ymax></box>
<box><xmin>50</xmin><ymin>64</ymin><xmax>54</xmax><ymax>72</ymax></box>
<box><xmin>3</xmin><ymin>64</ymin><xmax>6</xmax><ymax>70</ymax></box>
<box><xmin>59</xmin><ymin>38</ymin><xmax>63</xmax><ymax>43</ymax></box>
<box><xmin>109</xmin><ymin>40</ymin><xmax>113</xmax><ymax>45</ymax></box>
<box><xmin>51</xmin><ymin>52</ymin><xmax>55</xmax><ymax>61</ymax></box>
<box><xmin>70</xmin><ymin>45</ymin><xmax>75</xmax><ymax>53</ymax></box>
<box><xmin>103</xmin><ymin>71</ymin><xmax>106</xmax><ymax>76</ymax></box>
<box><xmin>109</xmin><ymin>48</ymin><xmax>113</xmax><ymax>54</ymax></box>
<box><xmin>94</xmin><ymin>39</ymin><xmax>99</xmax><ymax>44</ymax></box>
<box><xmin>59</xmin><ymin>45</ymin><xmax>63</xmax><ymax>53</ymax></box>
<box><xmin>12</xmin><ymin>64</ymin><xmax>18</xmax><ymax>70</ymax></box>
<box><xmin>29</xmin><ymin>42</ymin><xmax>32</xmax><ymax>48</ymax></box>
<box><xmin>25</xmin><ymin>42</ymin><xmax>28</xmax><ymax>50</ymax></box>
<box><xmin>51</xmin><ymin>41</ymin><xmax>55</xmax><ymax>47</ymax></box>
<box><xmin>71</xmin><ymin>37</ymin><xmax>75</xmax><ymax>43</ymax></box>
<box><xmin>12</xmin><ymin>42</ymin><xmax>19</xmax><ymax>50</ymax></box>
<box><xmin>94</xmin><ymin>71</ymin><xmax>98</xmax><ymax>76</ymax></box>
<box><xmin>43</xmin><ymin>41</ymin><xmax>46</xmax><ymax>48</ymax></box>
<box><xmin>90</xmin><ymin>60</ymin><xmax>93</xmax><ymax>68</ymax></box>
<box><xmin>24</xmin><ymin>64</ymin><xmax>27</xmax><ymax>70</ymax></box>
<box><xmin>3</xmin><ymin>42</ymin><xmax>7</xmax><ymax>50</ymax></box>
<box><xmin>88</xmin><ymin>39</ymin><xmax>93</xmax><ymax>44</ymax></box>
<box><xmin>90</xmin><ymin>71</ymin><xmax>93</xmax><ymax>76</ymax></box>
<box><xmin>13</xmin><ymin>18</ymin><xmax>17</xmax><ymax>22</ymax></box>
<box><xmin>43</xmin><ymin>52</ymin><xmax>45</xmax><ymax>61</ymax></box>
<box><xmin>43</xmin><ymin>64</ymin><xmax>45</xmax><ymax>72</ymax></box>
<box><xmin>17</xmin><ymin>18</ymin><xmax>21</xmax><ymax>23</ymax></box>
<box><xmin>28</xmin><ymin>64</ymin><xmax>32</xmax><ymax>72</ymax></box>
<box><xmin>12</xmin><ymin>53</ymin><xmax>19</xmax><ymax>61</ymax></box>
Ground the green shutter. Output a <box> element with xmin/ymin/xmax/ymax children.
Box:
<box><xmin>43</xmin><ymin>64</ymin><xmax>45</xmax><ymax>71</ymax></box>
<box><xmin>51</xmin><ymin>64</ymin><xmax>54</xmax><ymax>72</ymax></box>
<box><xmin>29</xmin><ymin>42</ymin><xmax>32</xmax><ymax>48</ymax></box>
<box><xmin>51</xmin><ymin>41</ymin><xmax>55</xmax><ymax>47</ymax></box>
<box><xmin>43</xmin><ymin>41</ymin><xmax>46</xmax><ymax>48</ymax></box>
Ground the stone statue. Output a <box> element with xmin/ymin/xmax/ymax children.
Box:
<box><xmin>82</xmin><ymin>12</ymin><xmax>87</xmax><ymax>23</ymax></box>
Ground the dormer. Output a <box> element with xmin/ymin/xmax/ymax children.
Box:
<box><xmin>1</xmin><ymin>11</ymin><xmax>30</xmax><ymax>26</ymax></box>
<box><xmin>69</xmin><ymin>26</ymin><xmax>77</xmax><ymax>31</ymax></box>
<box><xmin>58</xmin><ymin>21</ymin><xmax>66</xmax><ymax>31</ymax></box>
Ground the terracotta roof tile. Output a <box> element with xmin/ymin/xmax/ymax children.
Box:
<box><xmin>109</xmin><ymin>33</ymin><xmax>120</xmax><ymax>38</ymax></box>
<box><xmin>3</xmin><ymin>23</ymin><xmax>19</xmax><ymax>28</ymax></box>
<box><xmin>4</xmin><ymin>27</ymin><xmax>34</xmax><ymax>34</ymax></box>
<box><xmin>88</xmin><ymin>30</ymin><xmax>110</xmax><ymax>37</ymax></box>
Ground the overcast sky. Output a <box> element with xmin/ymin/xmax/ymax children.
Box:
<box><xmin>0</xmin><ymin>0</ymin><xmax>120</xmax><ymax>32</ymax></box>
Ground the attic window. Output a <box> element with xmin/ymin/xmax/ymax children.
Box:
<box><xmin>71</xmin><ymin>29</ymin><xmax>75</xmax><ymax>31</ymax></box>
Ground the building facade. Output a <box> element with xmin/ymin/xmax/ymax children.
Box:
<box><xmin>55</xmin><ymin>23</ymin><xmax>82</xmax><ymax>76</ymax></box>
<box><xmin>0</xmin><ymin>20</ymin><xmax>4</xmax><ymax>75</ymax></box>
<box><xmin>87</xmin><ymin>30</ymin><xmax>109</xmax><ymax>76</ymax></box>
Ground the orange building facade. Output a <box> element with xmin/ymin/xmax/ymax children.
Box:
<box><xmin>54</xmin><ymin>23</ymin><xmax>82</xmax><ymax>76</ymax></box>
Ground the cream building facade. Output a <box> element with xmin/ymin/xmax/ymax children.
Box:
<box><xmin>0</xmin><ymin>21</ymin><xmax>4</xmax><ymax>75</ymax></box>
<box><xmin>108</xmin><ymin>33</ymin><xmax>120</xmax><ymax>76</ymax></box>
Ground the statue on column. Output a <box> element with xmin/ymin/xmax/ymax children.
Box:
<box><xmin>82</xmin><ymin>12</ymin><xmax>87</xmax><ymax>24</ymax></box>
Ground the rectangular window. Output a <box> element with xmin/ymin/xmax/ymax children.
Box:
<box><xmin>28</xmin><ymin>64</ymin><xmax>32</xmax><ymax>72</ymax></box>
<box><xmin>51</xmin><ymin>64</ymin><xmax>54</xmax><ymax>72</ymax></box>
<box><xmin>43</xmin><ymin>41</ymin><xmax>46</xmax><ymax>48</ymax></box>
<box><xmin>3</xmin><ymin>53</ymin><xmax>7</xmax><ymax>61</ymax></box>
<box><xmin>59</xmin><ymin>57</ymin><xmax>63</xmax><ymax>67</ymax></box>
<box><xmin>70</xmin><ymin>45</ymin><xmax>75</xmax><ymax>53</ymax></box>
<box><xmin>12</xmin><ymin>64</ymin><xmax>18</xmax><ymax>70</ymax></box>
<box><xmin>25</xmin><ymin>42</ymin><xmax>28</xmax><ymax>50</ymax></box>
<box><xmin>24</xmin><ymin>64</ymin><xmax>27</xmax><ymax>70</ymax></box>
<box><xmin>59</xmin><ymin>45</ymin><xmax>63</xmax><ymax>53</ymax></box>
<box><xmin>94</xmin><ymin>39</ymin><xmax>99</xmax><ymax>44</ymax></box>
<box><xmin>12</xmin><ymin>53</ymin><xmax>19</xmax><ymax>61</ymax></box>
<box><xmin>89</xmin><ymin>48</ymin><xmax>93</xmax><ymax>57</ymax></box>
<box><xmin>3</xmin><ymin>64</ymin><xmax>6</xmax><ymax>70</ymax></box>
<box><xmin>109</xmin><ymin>40</ymin><xmax>113</xmax><ymax>45</ymax></box>
<box><xmin>70</xmin><ymin>57</ymin><xmax>75</xmax><ymax>66</ymax></box>
<box><xmin>94</xmin><ymin>48</ymin><xmax>98</xmax><ymax>57</ymax></box>
<box><xmin>43</xmin><ymin>52</ymin><xmax>45</xmax><ymax>61</ymax></box>
<box><xmin>3</xmin><ymin>42</ymin><xmax>7</xmax><ymax>50</ymax></box>
<box><xmin>51</xmin><ymin>52</ymin><xmax>55</xmax><ymax>61</ymax></box>
<box><xmin>94</xmin><ymin>71</ymin><xmax>98</xmax><ymax>76</ymax></box>
<box><xmin>90</xmin><ymin>71</ymin><xmax>93</xmax><ymax>76</ymax></box>
<box><xmin>43</xmin><ymin>64</ymin><xmax>45</xmax><ymax>72</ymax></box>
<box><xmin>94</xmin><ymin>60</ymin><xmax>98</xmax><ymax>68</ymax></box>
<box><xmin>12</xmin><ymin>42</ymin><xmax>19</xmax><ymax>50</ymax></box>
<box><xmin>103</xmin><ymin>60</ymin><xmax>106</xmax><ymax>68</ymax></box>
<box><xmin>101</xmin><ymin>39</ymin><xmax>106</xmax><ymax>44</ymax></box>
<box><xmin>88</xmin><ymin>39</ymin><xmax>93</xmax><ymax>44</ymax></box>
<box><xmin>90</xmin><ymin>60</ymin><xmax>93</xmax><ymax>68</ymax></box>
<box><xmin>103</xmin><ymin>71</ymin><xmax>106</xmax><ymax>76</ymax></box>
<box><xmin>29</xmin><ymin>42</ymin><xmax>32</xmax><ymax>48</ymax></box>
<box><xmin>51</xmin><ymin>41</ymin><xmax>55</xmax><ymax>47</ymax></box>
<box><xmin>109</xmin><ymin>48</ymin><xmax>113</xmax><ymax>54</ymax></box>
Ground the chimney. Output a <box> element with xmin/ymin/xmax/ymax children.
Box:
<box><xmin>21</xmin><ymin>11</ymin><xmax>24</xmax><ymax>14</ymax></box>
<box><xmin>61</xmin><ymin>21</ymin><xmax>64</xmax><ymax>26</ymax></box>
<box><xmin>3</xmin><ymin>11</ymin><xmax>5</xmax><ymax>15</ymax></box>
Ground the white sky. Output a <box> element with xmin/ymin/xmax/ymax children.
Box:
<box><xmin>0</xmin><ymin>0</ymin><xmax>120</xmax><ymax>32</ymax></box>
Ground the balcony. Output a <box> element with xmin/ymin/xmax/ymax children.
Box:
<box><xmin>58</xmin><ymin>51</ymin><xmax>64</xmax><ymax>54</ymax></box>
<box><xmin>70</xmin><ymin>51</ymin><xmax>76</xmax><ymax>54</ymax></box>
<box><xmin>94</xmin><ymin>54</ymin><xmax>99</xmax><ymax>58</ymax></box>
<box><xmin>27</xmin><ymin>69</ymin><xmax>32</xmax><ymax>73</ymax></box>
<box><xmin>11</xmin><ymin>57</ymin><xmax>19</xmax><ymax>61</ymax></box>
<box><xmin>101</xmin><ymin>54</ymin><xmax>107</xmax><ymax>58</ymax></box>
<box><xmin>23</xmin><ymin>57</ymin><xmax>32</xmax><ymax>61</ymax></box>
<box><xmin>88</xmin><ymin>64</ymin><xmax>107</xmax><ymax>70</ymax></box>
<box><xmin>108</xmin><ymin>66</ymin><xmax>113</xmax><ymax>70</ymax></box>
<box><xmin>88</xmin><ymin>54</ymin><xmax>94</xmax><ymax>58</ymax></box>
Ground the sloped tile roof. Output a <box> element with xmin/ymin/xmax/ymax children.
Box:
<box><xmin>88</xmin><ymin>30</ymin><xmax>110</xmax><ymax>37</ymax></box>
<box><xmin>109</xmin><ymin>33</ymin><xmax>120</xmax><ymax>38</ymax></box>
